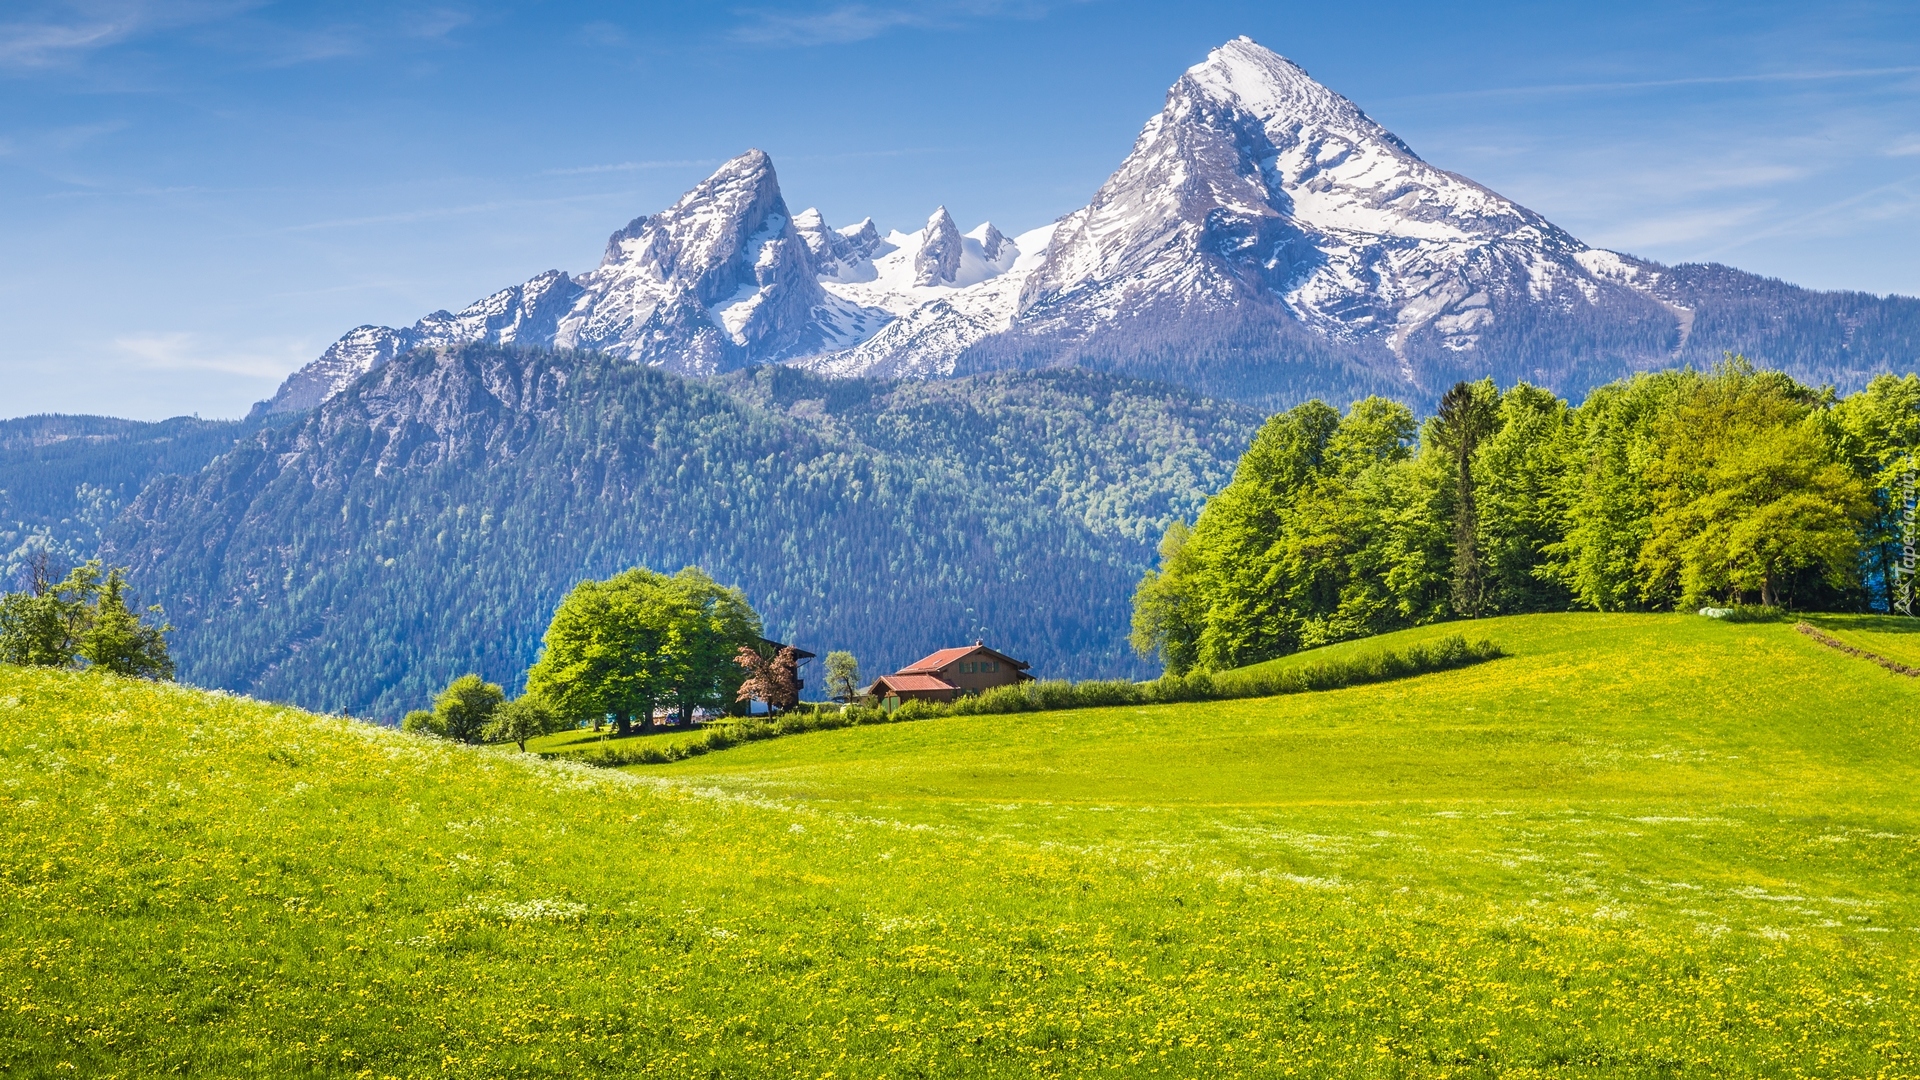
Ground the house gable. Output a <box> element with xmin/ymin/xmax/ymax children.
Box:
<box><xmin>892</xmin><ymin>641</ymin><xmax>1032</xmax><ymax>696</ymax></box>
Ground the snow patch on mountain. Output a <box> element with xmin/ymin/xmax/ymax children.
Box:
<box><xmin>799</xmin><ymin>222</ymin><xmax>1055</xmax><ymax>378</ymax></box>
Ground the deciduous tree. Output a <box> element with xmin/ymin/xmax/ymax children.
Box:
<box><xmin>1641</xmin><ymin>362</ymin><xmax>1871</xmax><ymax>607</ymax></box>
<box><xmin>1431</xmin><ymin>379</ymin><xmax>1501</xmax><ymax>616</ymax></box>
<box><xmin>735</xmin><ymin>644</ymin><xmax>801</xmax><ymax>712</ymax></box>
<box><xmin>823</xmin><ymin>651</ymin><xmax>860</xmax><ymax>702</ymax></box>
<box><xmin>485</xmin><ymin>697</ymin><xmax>565</xmax><ymax>752</ymax></box>
<box><xmin>433</xmin><ymin>674</ymin><xmax>504</xmax><ymax>745</ymax></box>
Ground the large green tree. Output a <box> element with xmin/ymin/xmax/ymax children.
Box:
<box><xmin>1430</xmin><ymin>380</ymin><xmax>1501</xmax><ymax>616</ymax></box>
<box><xmin>1640</xmin><ymin>362</ymin><xmax>1871</xmax><ymax>608</ymax></box>
<box><xmin>662</xmin><ymin>568</ymin><xmax>763</xmax><ymax>723</ymax></box>
<box><xmin>525</xmin><ymin>566</ymin><xmax>762</xmax><ymax>734</ymax></box>
<box><xmin>1132</xmin><ymin>397</ymin><xmax>1425</xmax><ymax>673</ymax></box>
<box><xmin>1473</xmin><ymin>384</ymin><xmax>1571</xmax><ymax>615</ymax></box>
<box><xmin>1834</xmin><ymin>373</ymin><xmax>1920</xmax><ymax>610</ymax></box>
<box><xmin>433</xmin><ymin>674</ymin><xmax>504</xmax><ymax>745</ymax></box>
<box><xmin>1130</xmin><ymin>521</ymin><xmax>1203</xmax><ymax>675</ymax></box>
<box><xmin>1539</xmin><ymin>371</ymin><xmax>1692</xmax><ymax>611</ymax></box>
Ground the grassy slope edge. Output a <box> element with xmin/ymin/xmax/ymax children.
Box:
<box><xmin>3</xmin><ymin>612</ymin><xmax>1919</xmax><ymax>1078</ymax></box>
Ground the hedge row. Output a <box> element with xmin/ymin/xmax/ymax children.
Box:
<box><xmin>547</xmin><ymin>633</ymin><xmax>1504</xmax><ymax>768</ymax></box>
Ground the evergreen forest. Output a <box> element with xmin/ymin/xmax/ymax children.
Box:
<box><xmin>0</xmin><ymin>414</ymin><xmax>254</xmax><ymax>585</ymax></box>
<box><xmin>100</xmin><ymin>345</ymin><xmax>1258</xmax><ymax>717</ymax></box>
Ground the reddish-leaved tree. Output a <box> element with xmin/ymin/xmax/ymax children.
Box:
<box><xmin>734</xmin><ymin>645</ymin><xmax>802</xmax><ymax>713</ymax></box>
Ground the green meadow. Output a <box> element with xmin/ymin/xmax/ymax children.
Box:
<box><xmin>3</xmin><ymin>613</ymin><xmax>1918</xmax><ymax>1078</ymax></box>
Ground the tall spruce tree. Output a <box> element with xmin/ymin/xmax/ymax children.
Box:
<box><xmin>1431</xmin><ymin>380</ymin><xmax>1501</xmax><ymax>617</ymax></box>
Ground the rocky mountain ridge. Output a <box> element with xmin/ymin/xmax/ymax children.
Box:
<box><xmin>266</xmin><ymin>37</ymin><xmax>1919</xmax><ymax>415</ymax></box>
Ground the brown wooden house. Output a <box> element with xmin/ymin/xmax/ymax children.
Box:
<box><xmin>863</xmin><ymin>641</ymin><xmax>1032</xmax><ymax>704</ymax></box>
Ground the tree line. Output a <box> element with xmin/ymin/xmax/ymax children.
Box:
<box><xmin>1132</xmin><ymin>360</ymin><xmax>1920</xmax><ymax>674</ymax></box>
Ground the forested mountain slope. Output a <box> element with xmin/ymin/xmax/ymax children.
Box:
<box><xmin>108</xmin><ymin>346</ymin><xmax>1256</xmax><ymax>717</ymax></box>
<box><xmin>0</xmin><ymin>414</ymin><xmax>253</xmax><ymax>586</ymax></box>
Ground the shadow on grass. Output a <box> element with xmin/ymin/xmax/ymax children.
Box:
<box><xmin>1801</xmin><ymin>613</ymin><xmax>1920</xmax><ymax>635</ymax></box>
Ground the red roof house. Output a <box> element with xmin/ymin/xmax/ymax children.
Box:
<box><xmin>864</xmin><ymin>641</ymin><xmax>1033</xmax><ymax>704</ymax></box>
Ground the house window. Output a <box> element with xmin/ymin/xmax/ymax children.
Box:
<box><xmin>984</xmin><ymin>661</ymin><xmax>996</xmax><ymax>673</ymax></box>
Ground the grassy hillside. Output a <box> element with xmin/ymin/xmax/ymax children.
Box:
<box><xmin>4</xmin><ymin>613</ymin><xmax>1919</xmax><ymax>1077</ymax></box>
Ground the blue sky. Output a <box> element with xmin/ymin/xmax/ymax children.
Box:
<box><xmin>3</xmin><ymin>0</ymin><xmax>1918</xmax><ymax>420</ymax></box>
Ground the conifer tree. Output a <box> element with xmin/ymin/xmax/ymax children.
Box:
<box><xmin>1431</xmin><ymin>380</ymin><xmax>1500</xmax><ymax>616</ymax></box>
<box><xmin>78</xmin><ymin>568</ymin><xmax>174</xmax><ymax>680</ymax></box>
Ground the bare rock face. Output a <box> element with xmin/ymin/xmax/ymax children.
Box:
<box><xmin>267</xmin><ymin>326</ymin><xmax>414</xmax><ymax>414</ymax></box>
<box><xmin>555</xmin><ymin>148</ymin><xmax>830</xmax><ymax>373</ymax></box>
<box><xmin>976</xmin><ymin>223</ymin><xmax>1009</xmax><ymax>264</ymax></box>
<box><xmin>912</xmin><ymin>208</ymin><xmax>965</xmax><ymax>287</ymax></box>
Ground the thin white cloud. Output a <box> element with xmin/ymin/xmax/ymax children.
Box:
<box><xmin>1699</xmin><ymin>173</ymin><xmax>1920</xmax><ymax>257</ymax></box>
<box><xmin>1888</xmin><ymin>136</ymin><xmax>1920</xmax><ymax>158</ymax></box>
<box><xmin>1396</xmin><ymin>65</ymin><xmax>1920</xmax><ymax>104</ymax></box>
<box><xmin>542</xmin><ymin>159</ymin><xmax>717</xmax><ymax>176</ymax></box>
<box><xmin>113</xmin><ymin>330</ymin><xmax>314</xmax><ymax>378</ymax></box>
<box><xmin>404</xmin><ymin>7</ymin><xmax>471</xmax><ymax>42</ymax></box>
<box><xmin>1588</xmin><ymin>203</ymin><xmax>1778</xmax><ymax>252</ymax></box>
<box><xmin>732</xmin><ymin>1</ymin><xmax>1064</xmax><ymax>47</ymax></box>
<box><xmin>278</xmin><ymin>200</ymin><xmax>520</xmax><ymax>233</ymax></box>
<box><xmin>276</xmin><ymin>190</ymin><xmax>651</xmax><ymax>233</ymax></box>
<box><xmin>0</xmin><ymin>18</ymin><xmax>131</xmax><ymax>68</ymax></box>
<box><xmin>0</xmin><ymin>1</ymin><xmax>259</xmax><ymax>72</ymax></box>
<box><xmin>0</xmin><ymin>2</ymin><xmax>470</xmax><ymax>76</ymax></box>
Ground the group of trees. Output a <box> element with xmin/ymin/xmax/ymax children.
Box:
<box><xmin>407</xmin><ymin>564</ymin><xmax>830</xmax><ymax>750</ymax></box>
<box><xmin>0</xmin><ymin>556</ymin><xmax>173</xmax><ymax>679</ymax></box>
<box><xmin>401</xmin><ymin>674</ymin><xmax>563</xmax><ymax>752</ymax></box>
<box><xmin>1133</xmin><ymin>360</ymin><xmax>1919</xmax><ymax>674</ymax></box>
<box><xmin>524</xmin><ymin>566</ymin><xmax>766</xmax><ymax>735</ymax></box>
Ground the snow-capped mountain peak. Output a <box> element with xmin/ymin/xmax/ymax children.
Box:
<box><xmin>1180</xmin><ymin>37</ymin><xmax>1387</xmax><ymax>143</ymax></box>
<box><xmin>273</xmin><ymin>37</ymin><xmax>1871</xmax><ymax>415</ymax></box>
<box><xmin>554</xmin><ymin>148</ymin><xmax>830</xmax><ymax>369</ymax></box>
<box><xmin>1003</xmin><ymin>34</ymin><xmax>1643</xmax><ymax>382</ymax></box>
